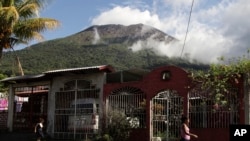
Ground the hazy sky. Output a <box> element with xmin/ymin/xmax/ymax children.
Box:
<box><xmin>16</xmin><ymin>0</ymin><xmax>250</xmax><ymax>64</ymax></box>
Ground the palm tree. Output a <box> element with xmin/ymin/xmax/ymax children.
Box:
<box><xmin>0</xmin><ymin>0</ymin><xmax>60</xmax><ymax>59</ymax></box>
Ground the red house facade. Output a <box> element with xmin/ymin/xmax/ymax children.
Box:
<box><xmin>104</xmin><ymin>65</ymin><xmax>248</xmax><ymax>141</ymax></box>
<box><xmin>1</xmin><ymin>65</ymin><xmax>249</xmax><ymax>141</ymax></box>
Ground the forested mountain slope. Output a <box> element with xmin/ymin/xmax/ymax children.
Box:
<box><xmin>0</xmin><ymin>24</ymin><xmax>208</xmax><ymax>75</ymax></box>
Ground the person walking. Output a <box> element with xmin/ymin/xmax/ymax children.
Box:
<box><xmin>34</xmin><ymin>117</ymin><xmax>45</xmax><ymax>141</ymax></box>
<box><xmin>180</xmin><ymin>115</ymin><xmax>198</xmax><ymax>141</ymax></box>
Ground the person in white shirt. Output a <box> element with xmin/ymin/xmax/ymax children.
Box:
<box><xmin>180</xmin><ymin>115</ymin><xmax>198</xmax><ymax>141</ymax></box>
<box><xmin>34</xmin><ymin>118</ymin><xmax>45</xmax><ymax>141</ymax></box>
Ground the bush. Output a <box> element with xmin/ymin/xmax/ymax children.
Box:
<box><xmin>94</xmin><ymin>109</ymin><xmax>133</xmax><ymax>141</ymax></box>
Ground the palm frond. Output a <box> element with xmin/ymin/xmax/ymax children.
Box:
<box><xmin>0</xmin><ymin>0</ymin><xmax>60</xmax><ymax>60</ymax></box>
<box><xmin>16</xmin><ymin>0</ymin><xmax>47</xmax><ymax>18</ymax></box>
<box><xmin>17</xmin><ymin>3</ymin><xmax>40</xmax><ymax>18</ymax></box>
<box><xmin>31</xmin><ymin>31</ymin><xmax>44</xmax><ymax>41</ymax></box>
<box><xmin>1</xmin><ymin>0</ymin><xmax>14</xmax><ymax>7</ymax></box>
<box><xmin>13</xmin><ymin>18</ymin><xmax>60</xmax><ymax>41</ymax></box>
<box><xmin>0</xmin><ymin>6</ymin><xmax>19</xmax><ymax>25</ymax></box>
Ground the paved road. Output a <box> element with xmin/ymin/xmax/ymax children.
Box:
<box><xmin>0</xmin><ymin>131</ymin><xmax>75</xmax><ymax>141</ymax></box>
<box><xmin>0</xmin><ymin>132</ymin><xmax>36</xmax><ymax>141</ymax></box>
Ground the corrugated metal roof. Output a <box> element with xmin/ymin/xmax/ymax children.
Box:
<box><xmin>1</xmin><ymin>65</ymin><xmax>115</xmax><ymax>83</ymax></box>
<box><xmin>0</xmin><ymin>74</ymin><xmax>45</xmax><ymax>82</ymax></box>
<box><xmin>44</xmin><ymin>65</ymin><xmax>114</xmax><ymax>74</ymax></box>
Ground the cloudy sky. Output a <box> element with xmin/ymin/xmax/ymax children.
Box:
<box><xmin>19</xmin><ymin>0</ymin><xmax>250</xmax><ymax>64</ymax></box>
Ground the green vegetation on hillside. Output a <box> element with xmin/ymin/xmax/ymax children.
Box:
<box><xmin>0</xmin><ymin>42</ymin><xmax>208</xmax><ymax>75</ymax></box>
<box><xmin>0</xmin><ymin>24</ymin><xmax>209</xmax><ymax>76</ymax></box>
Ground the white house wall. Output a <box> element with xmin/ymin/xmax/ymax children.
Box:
<box><xmin>47</xmin><ymin>72</ymin><xmax>106</xmax><ymax>137</ymax></box>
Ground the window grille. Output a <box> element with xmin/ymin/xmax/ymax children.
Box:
<box><xmin>108</xmin><ymin>86</ymin><xmax>146</xmax><ymax>128</ymax></box>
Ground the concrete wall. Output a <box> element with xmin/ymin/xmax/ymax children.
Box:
<box><xmin>47</xmin><ymin>72</ymin><xmax>106</xmax><ymax>136</ymax></box>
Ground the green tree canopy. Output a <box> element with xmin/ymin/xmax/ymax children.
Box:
<box><xmin>0</xmin><ymin>72</ymin><xmax>7</xmax><ymax>92</ymax></box>
<box><xmin>192</xmin><ymin>55</ymin><xmax>250</xmax><ymax>105</ymax></box>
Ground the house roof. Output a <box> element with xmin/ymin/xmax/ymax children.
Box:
<box><xmin>45</xmin><ymin>65</ymin><xmax>114</xmax><ymax>74</ymax></box>
<box><xmin>1</xmin><ymin>65</ymin><xmax>115</xmax><ymax>83</ymax></box>
<box><xmin>0</xmin><ymin>74</ymin><xmax>46</xmax><ymax>83</ymax></box>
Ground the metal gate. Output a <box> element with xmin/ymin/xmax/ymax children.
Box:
<box><xmin>188</xmin><ymin>87</ymin><xmax>239</xmax><ymax>128</ymax></box>
<box><xmin>151</xmin><ymin>89</ymin><xmax>183</xmax><ymax>141</ymax></box>
<box><xmin>107</xmin><ymin>86</ymin><xmax>147</xmax><ymax>128</ymax></box>
<box><xmin>54</xmin><ymin>79</ymin><xmax>100</xmax><ymax>140</ymax></box>
<box><xmin>13</xmin><ymin>85</ymin><xmax>48</xmax><ymax>131</ymax></box>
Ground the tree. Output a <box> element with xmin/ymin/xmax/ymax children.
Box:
<box><xmin>0</xmin><ymin>0</ymin><xmax>60</xmax><ymax>59</ymax></box>
<box><xmin>0</xmin><ymin>72</ymin><xmax>7</xmax><ymax>92</ymax></box>
<box><xmin>192</xmin><ymin>55</ymin><xmax>250</xmax><ymax>105</ymax></box>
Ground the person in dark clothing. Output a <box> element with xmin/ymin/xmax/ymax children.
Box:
<box><xmin>34</xmin><ymin>118</ymin><xmax>45</xmax><ymax>141</ymax></box>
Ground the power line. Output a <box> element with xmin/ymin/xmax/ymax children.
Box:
<box><xmin>180</xmin><ymin>0</ymin><xmax>194</xmax><ymax>58</ymax></box>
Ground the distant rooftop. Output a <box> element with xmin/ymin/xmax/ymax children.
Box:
<box><xmin>1</xmin><ymin>65</ymin><xmax>115</xmax><ymax>83</ymax></box>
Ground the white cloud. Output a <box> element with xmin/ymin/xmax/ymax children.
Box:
<box><xmin>90</xmin><ymin>0</ymin><xmax>250</xmax><ymax>64</ymax></box>
<box><xmin>222</xmin><ymin>0</ymin><xmax>250</xmax><ymax>39</ymax></box>
<box><xmin>91</xmin><ymin>6</ymin><xmax>162</xmax><ymax>27</ymax></box>
<box><xmin>184</xmin><ymin>22</ymin><xmax>233</xmax><ymax>63</ymax></box>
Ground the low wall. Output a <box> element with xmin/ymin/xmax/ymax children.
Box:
<box><xmin>0</xmin><ymin>111</ymin><xmax>8</xmax><ymax>131</ymax></box>
<box><xmin>192</xmin><ymin>128</ymin><xmax>229</xmax><ymax>141</ymax></box>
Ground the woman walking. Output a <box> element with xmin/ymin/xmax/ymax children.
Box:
<box><xmin>180</xmin><ymin>115</ymin><xmax>198</xmax><ymax>141</ymax></box>
<box><xmin>34</xmin><ymin>117</ymin><xmax>45</xmax><ymax>141</ymax></box>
